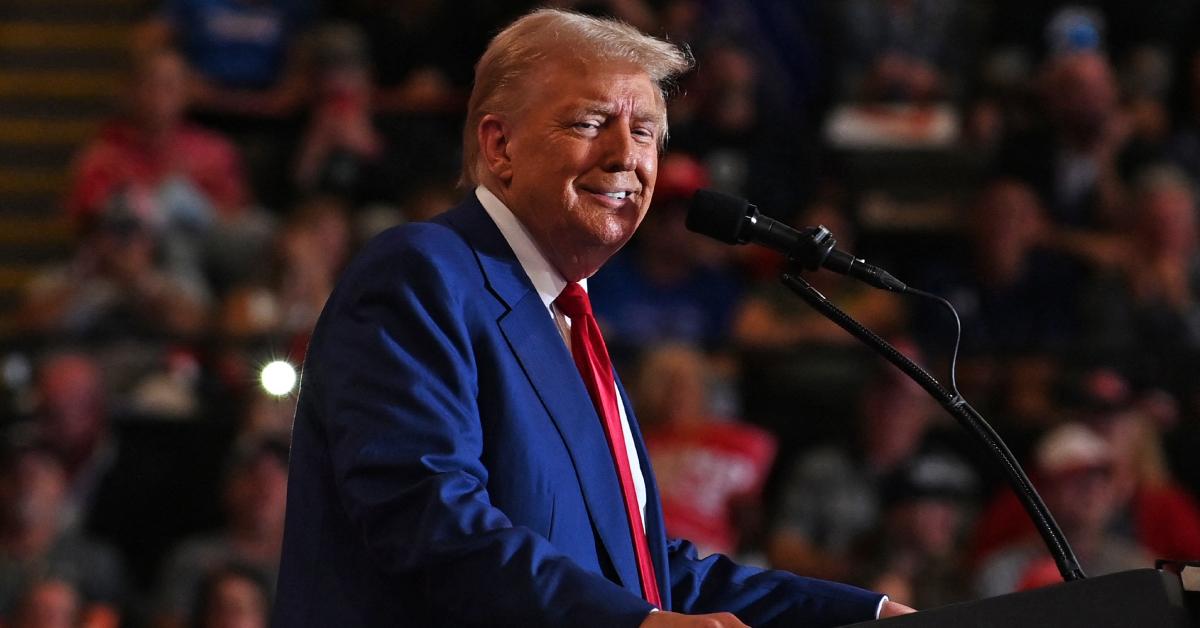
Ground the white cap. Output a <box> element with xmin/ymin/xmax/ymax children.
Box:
<box><xmin>1035</xmin><ymin>423</ymin><xmax>1111</xmax><ymax>475</ymax></box>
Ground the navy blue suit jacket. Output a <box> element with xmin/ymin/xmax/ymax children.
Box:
<box><xmin>271</xmin><ymin>195</ymin><xmax>883</xmax><ymax>627</ymax></box>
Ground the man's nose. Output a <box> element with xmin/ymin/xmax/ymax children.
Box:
<box><xmin>601</xmin><ymin>126</ymin><xmax>639</xmax><ymax>172</ymax></box>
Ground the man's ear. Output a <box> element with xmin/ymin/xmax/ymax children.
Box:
<box><xmin>478</xmin><ymin>114</ymin><xmax>513</xmax><ymax>185</ymax></box>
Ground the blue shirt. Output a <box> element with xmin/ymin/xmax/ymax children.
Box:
<box><xmin>168</xmin><ymin>0</ymin><xmax>314</xmax><ymax>88</ymax></box>
<box><xmin>589</xmin><ymin>251</ymin><xmax>744</xmax><ymax>353</ymax></box>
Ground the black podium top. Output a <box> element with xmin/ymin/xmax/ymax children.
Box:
<box><xmin>840</xmin><ymin>569</ymin><xmax>1196</xmax><ymax>628</ymax></box>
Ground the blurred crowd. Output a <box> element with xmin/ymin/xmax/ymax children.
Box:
<box><xmin>3</xmin><ymin>0</ymin><xmax>1200</xmax><ymax>626</ymax></box>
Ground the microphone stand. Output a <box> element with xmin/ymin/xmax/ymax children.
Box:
<box><xmin>778</xmin><ymin>269</ymin><xmax>1087</xmax><ymax>583</ymax></box>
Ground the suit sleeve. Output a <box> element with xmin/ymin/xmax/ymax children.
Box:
<box><xmin>309</xmin><ymin>236</ymin><xmax>654</xmax><ymax>627</ymax></box>
<box><xmin>666</xmin><ymin>538</ymin><xmax>883</xmax><ymax>627</ymax></box>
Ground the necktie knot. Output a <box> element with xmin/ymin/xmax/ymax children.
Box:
<box><xmin>555</xmin><ymin>282</ymin><xmax>592</xmax><ymax>320</ymax></box>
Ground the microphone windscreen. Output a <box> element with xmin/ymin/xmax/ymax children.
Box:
<box><xmin>686</xmin><ymin>189</ymin><xmax>750</xmax><ymax>244</ymax></box>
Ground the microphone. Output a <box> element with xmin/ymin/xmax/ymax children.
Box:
<box><xmin>686</xmin><ymin>189</ymin><xmax>907</xmax><ymax>292</ymax></box>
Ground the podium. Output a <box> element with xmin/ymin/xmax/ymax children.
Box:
<box><xmin>840</xmin><ymin>569</ymin><xmax>1197</xmax><ymax>627</ymax></box>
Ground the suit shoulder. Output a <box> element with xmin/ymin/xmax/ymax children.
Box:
<box><xmin>334</xmin><ymin>220</ymin><xmax>485</xmax><ymax>301</ymax></box>
<box><xmin>355</xmin><ymin>220</ymin><xmax>477</xmax><ymax>273</ymax></box>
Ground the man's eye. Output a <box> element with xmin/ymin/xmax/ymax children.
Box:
<box><xmin>575</xmin><ymin>121</ymin><xmax>601</xmax><ymax>131</ymax></box>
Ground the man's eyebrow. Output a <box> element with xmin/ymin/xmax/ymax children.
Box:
<box><xmin>632</xmin><ymin>109</ymin><xmax>662</xmax><ymax>125</ymax></box>
<box><xmin>565</xmin><ymin>102</ymin><xmax>662</xmax><ymax>125</ymax></box>
<box><xmin>566</xmin><ymin>102</ymin><xmax>617</xmax><ymax>117</ymax></box>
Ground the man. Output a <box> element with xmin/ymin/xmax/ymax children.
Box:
<box><xmin>273</xmin><ymin>9</ymin><xmax>913</xmax><ymax>627</ymax></box>
<box><xmin>65</xmin><ymin>48</ymin><xmax>248</xmax><ymax>226</ymax></box>
<box><xmin>155</xmin><ymin>437</ymin><xmax>288</xmax><ymax>628</ymax></box>
<box><xmin>0</xmin><ymin>435</ymin><xmax>127</xmax><ymax>626</ymax></box>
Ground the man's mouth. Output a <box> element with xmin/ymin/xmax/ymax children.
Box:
<box><xmin>581</xmin><ymin>186</ymin><xmax>639</xmax><ymax>206</ymax></box>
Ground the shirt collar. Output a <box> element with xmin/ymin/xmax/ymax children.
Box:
<box><xmin>475</xmin><ymin>185</ymin><xmax>587</xmax><ymax>311</ymax></box>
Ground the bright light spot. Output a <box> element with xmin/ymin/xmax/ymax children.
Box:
<box><xmin>261</xmin><ymin>361</ymin><xmax>297</xmax><ymax>396</ymax></box>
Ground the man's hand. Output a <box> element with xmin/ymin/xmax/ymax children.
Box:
<box><xmin>879</xmin><ymin>600</ymin><xmax>917</xmax><ymax>618</ymax></box>
<box><xmin>639</xmin><ymin>600</ymin><xmax>914</xmax><ymax>627</ymax></box>
<box><xmin>640</xmin><ymin>610</ymin><xmax>749</xmax><ymax>627</ymax></box>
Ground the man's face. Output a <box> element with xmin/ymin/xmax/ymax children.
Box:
<box><xmin>494</xmin><ymin>60</ymin><xmax>663</xmax><ymax>280</ymax></box>
<box><xmin>226</xmin><ymin>454</ymin><xmax>289</xmax><ymax>534</ymax></box>
<box><xmin>37</xmin><ymin>356</ymin><xmax>105</xmax><ymax>458</ymax></box>
<box><xmin>1048</xmin><ymin>52</ymin><xmax>1117</xmax><ymax>140</ymax></box>
<box><xmin>134</xmin><ymin>51</ymin><xmax>189</xmax><ymax>131</ymax></box>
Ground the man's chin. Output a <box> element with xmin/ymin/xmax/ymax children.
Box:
<box><xmin>563</xmin><ymin>233</ymin><xmax>633</xmax><ymax>277</ymax></box>
<box><xmin>592</xmin><ymin>221</ymin><xmax>638</xmax><ymax>251</ymax></box>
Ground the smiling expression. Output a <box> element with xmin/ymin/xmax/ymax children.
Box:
<box><xmin>483</xmin><ymin>59</ymin><xmax>664</xmax><ymax>281</ymax></box>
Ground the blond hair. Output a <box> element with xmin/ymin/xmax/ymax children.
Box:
<box><xmin>460</xmin><ymin>8</ymin><xmax>692</xmax><ymax>186</ymax></box>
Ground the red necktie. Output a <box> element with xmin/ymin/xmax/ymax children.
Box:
<box><xmin>555</xmin><ymin>282</ymin><xmax>662</xmax><ymax>607</ymax></box>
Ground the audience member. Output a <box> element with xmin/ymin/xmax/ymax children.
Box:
<box><xmin>0</xmin><ymin>436</ymin><xmax>127</xmax><ymax>626</ymax></box>
<box><xmin>849</xmin><ymin>451</ymin><xmax>979</xmax><ymax>610</ymax></box>
<box><xmin>188</xmin><ymin>563</ymin><xmax>271</xmax><ymax>628</ymax></box>
<box><xmin>66</xmin><ymin>48</ymin><xmax>247</xmax><ymax>220</ymax></box>
<box><xmin>971</xmin><ymin>366</ymin><xmax>1200</xmax><ymax>567</ymax></box>
<box><xmin>153</xmin><ymin>437</ymin><xmax>287</xmax><ymax>628</ymax></box>
<box><xmin>1076</xmin><ymin>165</ymin><xmax>1200</xmax><ymax>397</ymax></box>
<box><xmin>963</xmin><ymin>2</ymin><xmax>1058</xmax><ymax>149</ymax></box>
<box><xmin>827</xmin><ymin>0</ymin><xmax>972</xmax><ymax>103</ymax></box>
<box><xmin>137</xmin><ymin>0</ymin><xmax>317</xmax><ymax>208</ymax></box>
<box><xmin>996</xmin><ymin>49</ymin><xmax>1134</xmax><ymax>230</ymax></box>
<box><xmin>974</xmin><ymin>423</ymin><xmax>1150</xmax><ymax>596</ymax></box>
<box><xmin>634</xmin><ymin>344</ymin><xmax>776</xmax><ymax>559</ymax></box>
<box><xmin>26</xmin><ymin>353</ymin><xmax>115</xmax><ymax>531</ymax></box>
<box><xmin>7</xmin><ymin>578</ymin><xmax>90</xmax><ymax>628</ymax></box>
<box><xmin>668</xmin><ymin>41</ymin><xmax>815</xmax><ymax>214</ymax></box>
<box><xmin>322</xmin><ymin>0</ymin><xmax>498</xmax><ymax>203</ymax></box>
<box><xmin>916</xmin><ymin>178</ymin><xmax>1082</xmax><ymax>360</ymax></box>
<box><xmin>912</xmin><ymin>179</ymin><xmax>1086</xmax><ymax>427</ymax></box>
<box><xmin>292</xmin><ymin>24</ymin><xmax>401</xmax><ymax>209</ymax></box>
<box><xmin>17</xmin><ymin>201</ymin><xmax>210</xmax><ymax>340</ymax></box>
<box><xmin>1092</xmin><ymin>384</ymin><xmax>1200</xmax><ymax>562</ymax></box>
<box><xmin>326</xmin><ymin>0</ymin><xmax>486</xmax><ymax>114</ymax></box>
<box><xmin>766</xmin><ymin>349</ymin><xmax>958</xmax><ymax>582</ymax></box>
<box><xmin>673</xmin><ymin>1</ymin><xmax>828</xmax><ymax>122</ymax></box>
<box><xmin>12</xmin><ymin>351</ymin><xmax>212</xmax><ymax>593</ymax></box>
<box><xmin>65</xmin><ymin>48</ymin><xmax>250</xmax><ymax>287</ymax></box>
<box><xmin>217</xmin><ymin>196</ymin><xmax>351</xmax><ymax>342</ymax></box>
<box><xmin>138</xmin><ymin>0</ymin><xmax>315</xmax><ymax>121</ymax></box>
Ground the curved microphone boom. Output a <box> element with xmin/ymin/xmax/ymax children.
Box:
<box><xmin>687</xmin><ymin>189</ymin><xmax>1088</xmax><ymax>585</ymax></box>
<box><xmin>686</xmin><ymin>189</ymin><xmax>908</xmax><ymax>292</ymax></box>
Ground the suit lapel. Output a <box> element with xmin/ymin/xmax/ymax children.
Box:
<box><xmin>440</xmin><ymin>199</ymin><xmax>641</xmax><ymax>594</ymax></box>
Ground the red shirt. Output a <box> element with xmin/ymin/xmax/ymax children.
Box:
<box><xmin>66</xmin><ymin>119</ymin><xmax>247</xmax><ymax>223</ymax></box>
<box><xmin>971</xmin><ymin>481</ymin><xmax>1200</xmax><ymax>565</ymax></box>
<box><xmin>645</xmin><ymin>421</ymin><xmax>777</xmax><ymax>555</ymax></box>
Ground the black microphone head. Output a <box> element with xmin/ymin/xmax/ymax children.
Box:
<box><xmin>686</xmin><ymin>189</ymin><xmax>752</xmax><ymax>244</ymax></box>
